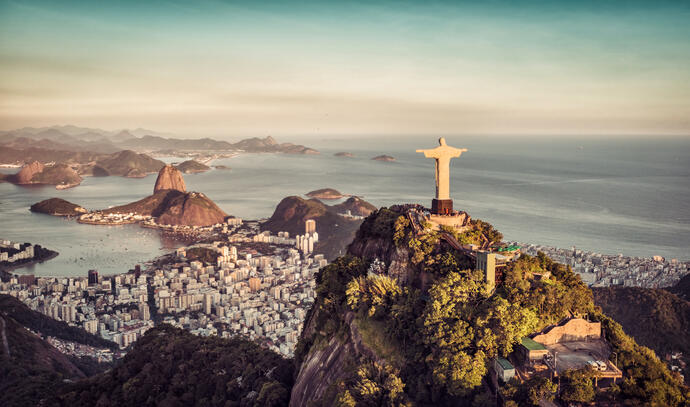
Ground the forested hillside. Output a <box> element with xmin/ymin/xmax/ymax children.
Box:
<box><xmin>52</xmin><ymin>325</ymin><xmax>294</xmax><ymax>407</ymax></box>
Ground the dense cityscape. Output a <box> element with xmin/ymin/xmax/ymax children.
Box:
<box><xmin>517</xmin><ymin>242</ymin><xmax>689</xmax><ymax>288</ymax></box>
<box><xmin>1</xmin><ymin>219</ymin><xmax>326</xmax><ymax>359</ymax></box>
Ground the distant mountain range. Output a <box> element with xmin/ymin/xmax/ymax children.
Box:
<box><xmin>0</xmin><ymin>125</ymin><xmax>318</xmax><ymax>158</ymax></box>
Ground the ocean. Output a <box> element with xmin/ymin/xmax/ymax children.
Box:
<box><xmin>1</xmin><ymin>135</ymin><xmax>688</xmax><ymax>277</ymax></box>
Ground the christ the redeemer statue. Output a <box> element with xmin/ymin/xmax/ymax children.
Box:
<box><xmin>416</xmin><ymin>137</ymin><xmax>467</xmax><ymax>215</ymax></box>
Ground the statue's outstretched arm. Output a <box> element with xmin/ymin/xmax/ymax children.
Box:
<box><xmin>452</xmin><ymin>148</ymin><xmax>468</xmax><ymax>157</ymax></box>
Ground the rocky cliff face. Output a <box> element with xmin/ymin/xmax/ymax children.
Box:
<box><xmin>14</xmin><ymin>161</ymin><xmax>45</xmax><ymax>183</ymax></box>
<box><xmin>290</xmin><ymin>312</ymin><xmax>382</xmax><ymax>407</ymax></box>
<box><xmin>153</xmin><ymin>164</ymin><xmax>186</xmax><ymax>193</ymax></box>
<box><xmin>289</xmin><ymin>210</ymin><xmax>414</xmax><ymax>407</ymax></box>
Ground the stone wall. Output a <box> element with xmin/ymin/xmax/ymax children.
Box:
<box><xmin>532</xmin><ymin>318</ymin><xmax>601</xmax><ymax>345</ymax></box>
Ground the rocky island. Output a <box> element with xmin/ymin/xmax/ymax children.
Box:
<box><xmin>175</xmin><ymin>160</ymin><xmax>210</xmax><ymax>174</ymax></box>
<box><xmin>371</xmin><ymin>154</ymin><xmax>395</xmax><ymax>162</ymax></box>
<box><xmin>334</xmin><ymin>152</ymin><xmax>354</xmax><ymax>157</ymax></box>
<box><xmin>305</xmin><ymin>188</ymin><xmax>347</xmax><ymax>200</ymax></box>
<box><xmin>30</xmin><ymin>198</ymin><xmax>87</xmax><ymax>217</ymax></box>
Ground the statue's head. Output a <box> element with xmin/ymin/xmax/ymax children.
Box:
<box><xmin>439</xmin><ymin>137</ymin><xmax>447</xmax><ymax>146</ymax></box>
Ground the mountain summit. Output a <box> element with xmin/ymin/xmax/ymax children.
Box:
<box><xmin>153</xmin><ymin>164</ymin><xmax>186</xmax><ymax>193</ymax></box>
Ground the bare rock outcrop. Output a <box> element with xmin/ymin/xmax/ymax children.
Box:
<box><xmin>14</xmin><ymin>161</ymin><xmax>45</xmax><ymax>184</ymax></box>
<box><xmin>153</xmin><ymin>164</ymin><xmax>186</xmax><ymax>193</ymax></box>
<box><xmin>290</xmin><ymin>312</ymin><xmax>384</xmax><ymax>407</ymax></box>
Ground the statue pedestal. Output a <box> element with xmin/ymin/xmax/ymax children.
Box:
<box><xmin>432</xmin><ymin>199</ymin><xmax>453</xmax><ymax>215</ymax></box>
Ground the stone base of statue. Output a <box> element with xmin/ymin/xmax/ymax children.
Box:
<box><xmin>432</xmin><ymin>199</ymin><xmax>453</xmax><ymax>215</ymax></box>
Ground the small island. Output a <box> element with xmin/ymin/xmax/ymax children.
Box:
<box><xmin>306</xmin><ymin>188</ymin><xmax>347</xmax><ymax>200</ymax></box>
<box><xmin>213</xmin><ymin>165</ymin><xmax>231</xmax><ymax>170</ymax></box>
<box><xmin>371</xmin><ymin>155</ymin><xmax>396</xmax><ymax>162</ymax></box>
<box><xmin>30</xmin><ymin>198</ymin><xmax>87</xmax><ymax>217</ymax></box>
<box><xmin>175</xmin><ymin>160</ymin><xmax>210</xmax><ymax>174</ymax></box>
<box><xmin>334</xmin><ymin>152</ymin><xmax>354</xmax><ymax>158</ymax></box>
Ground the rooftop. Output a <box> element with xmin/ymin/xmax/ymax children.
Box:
<box><xmin>496</xmin><ymin>357</ymin><xmax>514</xmax><ymax>370</ymax></box>
<box><xmin>521</xmin><ymin>337</ymin><xmax>547</xmax><ymax>351</ymax></box>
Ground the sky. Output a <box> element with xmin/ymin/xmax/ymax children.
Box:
<box><xmin>1</xmin><ymin>0</ymin><xmax>689</xmax><ymax>138</ymax></box>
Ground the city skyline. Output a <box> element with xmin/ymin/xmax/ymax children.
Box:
<box><xmin>1</xmin><ymin>0</ymin><xmax>690</xmax><ymax>137</ymax></box>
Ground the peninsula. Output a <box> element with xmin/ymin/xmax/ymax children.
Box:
<box><xmin>2</xmin><ymin>161</ymin><xmax>82</xmax><ymax>189</ymax></box>
<box><xmin>78</xmin><ymin>165</ymin><xmax>228</xmax><ymax>228</ymax></box>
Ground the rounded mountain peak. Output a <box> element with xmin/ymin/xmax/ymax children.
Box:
<box><xmin>153</xmin><ymin>164</ymin><xmax>186</xmax><ymax>193</ymax></box>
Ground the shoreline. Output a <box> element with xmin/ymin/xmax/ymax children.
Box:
<box><xmin>76</xmin><ymin>218</ymin><xmax>139</xmax><ymax>226</ymax></box>
<box><xmin>0</xmin><ymin>250</ymin><xmax>59</xmax><ymax>275</ymax></box>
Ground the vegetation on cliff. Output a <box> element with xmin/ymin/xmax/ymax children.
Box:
<box><xmin>294</xmin><ymin>207</ymin><xmax>689</xmax><ymax>406</ymax></box>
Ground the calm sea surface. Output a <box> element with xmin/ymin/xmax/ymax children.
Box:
<box><xmin>1</xmin><ymin>135</ymin><xmax>689</xmax><ymax>277</ymax></box>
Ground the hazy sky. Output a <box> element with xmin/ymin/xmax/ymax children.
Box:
<box><xmin>1</xmin><ymin>0</ymin><xmax>689</xmax><ymax>138</ymax></box>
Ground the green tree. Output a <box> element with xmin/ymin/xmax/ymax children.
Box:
<box><xmin>255</xmin><ymin>381</ymin><xmax>290</xmax><ymax>407</ymax></box>
<box><xmin>346</xmin><ymin>274</ymin><xmax>403</xmax><ymax>318</ymax></box>
<box><xmin>560</xmin><ymin>368</ymin><xmax>596</xmax><ymax>403</ymax></box>
<box><xmin>339</xmin><ymin>362</ymin><xmax>408</xmax><ymax>407</ymax></box>
<box><xmin>527</xmin><ymin>376</ymin><xmax>557</xmax><ymax>405</ymax></box>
